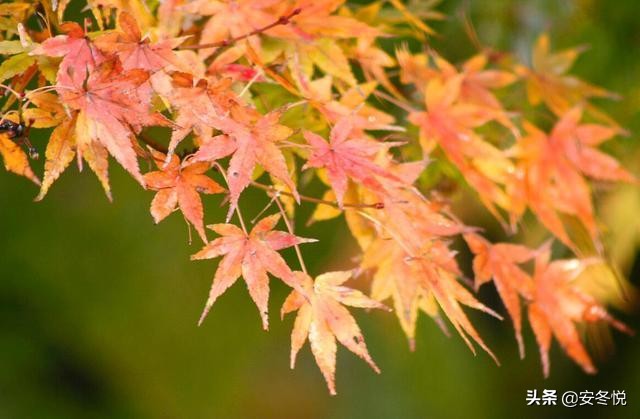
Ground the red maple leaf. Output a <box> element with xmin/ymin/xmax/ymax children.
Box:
<box><xmin>31</xmin><ymin>22</ymin><xmax>105</xmax><ymax>86</ymax></box>
<box><xmin>59</xmin><ymin>59</ymin><xmax>168</xmax><ymax>186</ymax></box>
<box><xmin>303</xmin><ymin>117</ymin><xmax>402</xmax><ymax>207</ymax></box>
<box><xmin>192</xmin><ymin>108</ymin><xmax>300</xmax><ymax>218</ymax></box>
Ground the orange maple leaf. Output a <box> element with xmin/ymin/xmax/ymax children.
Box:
<box><xmin>183</xmin><ymin>0</ymin><xmax>279</xmax><ymax>57</ymax></box>
<box><xmin>364</xmin><ymin>237</ymin><xmax>446</xmax><ymax>350</ymax></box>
<box><xmin>398</xmin><ymin>51</ymin><xmax>516</xmax><ymax>128</ymax></box>
<box><xmin>464</xmin><ymin>233</ymin><xmax>536</xmax><ymax>358</ymax></box>
<box><xmin>528</xmin><ymin>249</ymin><xmax>632</xmax><ymax>377</ymax></box>
<box><xmin>191</xmin><ymin>214</ymin><xmax>316</xmax><ymax>329</ymax></box>
<box><xmin>156</xmin><ymin>73</ymin><xmax>243</xmax><ymax>160</ymax></box>
<box><xmin>0</xmin><ymin>131</ymin><xmax>40</xmax><ymax>185</ymax></box>
<box><xmin>408</xmin><ymin>75</ymin><xmax>516</xmax><ymax>219</ymax></box>
<box><xmin>281</xmin><ymin>270</ymin><xmax>388</xmax><ymax>395</ymax></box>
<box><xmin>407</xmin><ymin>244</ymin><xmax>502</xmax><ymax>363</ymax></box>
<box><xmin>514</xmin><ymin>108</ymin><xmax>634</xmax><ymax>245</ymax></box>
<box><xmin>357</xmin><ymin>194</ymin><xmax>500</xmax><ymax>361</ymax></box>
<box><xmin>272</xmin><ymin>0</ymin><xmax>380</xmax><ymax>41</ymax></box>
<box><xmin>517</xmin><ymin>34</ymin><xmax>617</xmax><ymax>120</ymax></box>
<box><xmin>144</xmin><ymin>149</ymin><xmax>224</xmax><ymax>243</ymax></box>
<box><xmin>36</xmin><ymin>113</ymin><xmax>119</xmax><ymax>200</ymax></box>
<box><xmin>94</xmin><ymin>11</ymin><xmax>187</xmax><ymax>71</ymax></box>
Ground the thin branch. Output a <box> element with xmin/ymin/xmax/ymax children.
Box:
<box><xmin>250</xmin><ymin>181</ymin><xmax>384</xmax><ymax>210</ymax></box>
<box><xmin>183</xmin><ymin>8</ymin><xmax>302</xmax><ymax>50</ymax></box>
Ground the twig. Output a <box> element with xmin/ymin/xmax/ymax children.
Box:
<box><xmin>250</xmin><ymin>181</ymin><xmax>384</xmax><ymax>210</ymax></box>
<box><xmin>183</xmin><ymin>8</ymin><xmax>302</xmax><ymax>50</ymax></box>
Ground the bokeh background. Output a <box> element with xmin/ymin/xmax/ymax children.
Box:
<box><xmin>1</xmin><ymin>1</ymin><xmax>640</xmax><ymax>418</ymax></box>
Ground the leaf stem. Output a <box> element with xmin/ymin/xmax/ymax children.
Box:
<box><xmin>212</xmin><ymin>162</ymin><xmax>249</xmax><ymax>234</ymax></box>
<box><xmin>274</xmin><ymin>194</ymin><xmax>308</xmax><ymax>275</ymax></box>
<box><xmin>373</xmin><ymin>89</ymin><xmax>418</xmax><ymax>114</ymax></box>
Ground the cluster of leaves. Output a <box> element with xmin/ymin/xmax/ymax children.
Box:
<box><xmin>0</xmin><ymin>0</ymin><xmax>636</xmax><ymax>394</ymax></box>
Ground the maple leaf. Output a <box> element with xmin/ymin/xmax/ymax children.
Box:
<box><xmin>281</xmin><ymin>270</ymin><xmax>388</xmax><ymax>395</ymax></box>
<box><xmin>397</xmin><ymin>49</ymin><xmax>518</xmax><ymax>221</ymax></box>
<box><xmin>183</xmin><ymin>0</ymin><xmax>279</xmax><ymax>58</ymax></box>
<box><xmin>378</xmin><ymin>219</ymin><xmax>501</xmax><ymax>361</ymax></box>
<box><xmin>353</xmin><ymin>38</ymin><xmax>402</xmax><ymax>99</ymax></box>
<box><xmin>354</xmin><ymin>183</ymin><xmax>500</xmax><ymax>360</ymax></box>
<box><xmin>514</xmin><ymin>108</ymin><xmax>633</xmax><ymax>245</ymax></box>
<box><xmin>396</xmin><ymin>47</ymin><xmax>438</xmax><ymax>89</ymax></box>
<box><xmin>21</xmin><ymin>92</ymin><xmax>65</xmax><ymax>129</ymax></box>
<box><xmin>368</xmin><ymin>192</ymin><xmax>501</xmax><ymax>360</ymax></box>
<box><xmin>517</xmin><ymin>34</ymin><xmax>617</xmax><ymax>119</ymax></box>
<box><xmin>302</xmin><ymin>117</ymin><xmax>402</xmax><ymax>207</ymax></box>
<box><xmin>192</xmin><ymin>108</ymin><xmax>300</xmax><ymax>218</ymax></box>
<box><xmin>412</xmin><ymin>252</ymin><xmax>501</xmax><ymax>363</ymax></box>
<box><xmin>464</xmin><ymin>233</ymin><xmax>536</xmax><ymax>358</ymax></box>
<box><xmin>58</xmin><ymin>59</ymin><xmax>169</xmax><ymax>187</ymax></box>
<box><xmin>83</xmin><ymin>0</ymin><xmax>155</xmax><ymax>31</ymax></box>
<box><xmin>38</xmin><ymin>112</ymin><xmax>120</xmax><ymax>202</ymax></box>
<box><xmin>143</xmin><ymin>149</ymin><xmax>224</xmax><ymax>243</ymax></box>
<box><xmin>191</xmin><ymin>214</ymin><xmax>316</xmax><ymax>329</ymax></box>
<box><xmin>364</xmin><ymin>237</ymin><xmax>446</xmax><ymax>350</ymax></box>
<box><xmin>30</xmin><ymin>22</ymin><xmax>105</xmax><ymax>86</ymax></box>
<box><xmin>155</xmin><ymin>72</ymin><xmax>244</xmax><ymax>160</ymax></box>
<box><xmin>408</xmin><ymin>75</ymin><xmax>517</xmax><ymax>219</ymax></box>
<box><xmin>300</xmin><ymin>77</ymin><xmax>398</xmax><ymax>131</ymax></box>
<box><xmin>272</xmin><ymin>0</ymin><xmax>380</xmax><ymax>41</ymax></box>
<box><xmin>549</xmin><ymin>108</ymin><xmax>634</xmax><ymax>183</ymax></box>
<box><xmin>528</xmin><ymin>249</ymin><xmax>632</xmax><ymax>377</ymax></box>
<box><xmin>94</xmin><ymin>11</ymin><xmax>187</xmax><ymax>72</ymax></box>
<box><xmin>399</xmin><ymin>51</ymin><xmax>516</xmax><ymax>127</ymax></box>
<box><xmin>0</xmin><ymin>131</ymin><xmax>40</xmax><ymax>185</ymax></box>
<box><xmin>435</xmin><ymin>54</ymin><xmax>516</xmax><ymax>129</ymax></box>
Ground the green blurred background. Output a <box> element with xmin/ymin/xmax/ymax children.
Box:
<box><xmin>1</xmin><ymin>0</ymin><xmax>640</xmax><ymax>418</ymax></box>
